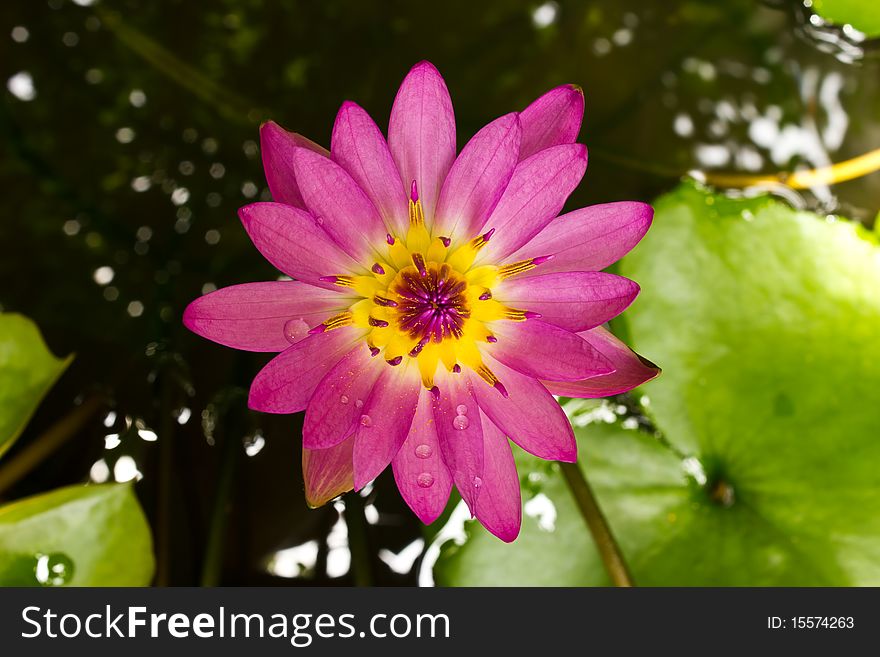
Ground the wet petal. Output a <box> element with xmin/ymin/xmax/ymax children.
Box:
<box><xmin>183</xmin><ymin>281</ymin><xmax>348</xmax><ymax>352</ymax></box>
<box><xmin>488</xmin><ymin>318</ymin><xmax>613</xmax><ymax>381</ymax></box>
<box><xmin>248</xmin><ymin>327</ymin><xmax>363</xmax><ymax>414</ymax></box>
<box><xmin>475</xmin><ymin>415</ymin><xmax>522</xmax><ymax>542</ymax></box>
<box><xmin>497</xmin><ymin>271</ymin><xmax>639</xmax><ymax>332</ymax></box>
<box><xmin>292</xmin><ymin>147</ymin><xmax>387</xmax><ymax>262</ymax></box>
<box><xmin>506</xmin><ymin>201</ymin><xmax>653</xmax><ymax>275</ymax></box>
<box><xmin>431</xmin><ymin>370</ymin><xmax>484</xmax><ymax>513</ymax></box>
<box><xmin>303</xmin><ymin>435</ymin><xmax>355</xmax><ymax>507</ymax></box>
<box><xmin>543</xmin><ymin>326</ymin><xmax>661</xmax><ymax>397</ymax></box>
<box><xmin>477</xmin><ymin>143</ymin><xmax>587</xmax><ymax>263</ymax></box>
<box><xmin>388</xmin><ymin>61</ymin><xmax>456</xmax><ymax>222</ymax></box>
<box><xmin>239</xmin><ymin>202</ymin><xmax>363</xmax><ymax>290</ymax></box>
<box><xmin>303</xmin><ymin>345</ymin><xmax>384</xmax><ymax>450</ymax></box>
<box><xmin>434</xmin><ymin>113</ymin><xmax>522</xmax><ymax>241</ymax></box>
<box><xmin>332</xmin><ymin>101</ymin><xmax>408</xmax><ymax>236</ymax></box>
<box><xmin>260</xmin><ymin>121</ymin><xmax>329</xmax><ymax>209</ymax></box>
<box><xmin>392</xmin><ymin>390</ymin><xmax>454</xmax><ymax>524</ymax></box>
<box><xmin>470</xmin><ymin>355</ymin><xmax>576</xmax><ymax>462</ymax></box>
<box><xmin>352</xmin><ymin>363</ymin><xmax>421</xmax><ymax>489</ymax></box>
<box><xmin>519</xmin><ymin>84</ymin><xmax>584</xmax><ymax>160</ymax></box>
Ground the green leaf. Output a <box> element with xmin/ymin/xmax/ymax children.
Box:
<box><xmin>812</xmin><ymin>0</ymin><xmax>880</xmax><ymax>37</ymax></box>
<box><xmin>0</xmin><ymin>313</ymin><xmax>73</xmax><ymax>458</ymax></box>
<box><xmin>0</xmin><ymin>484</ymin><xmax>155</xmax><ymax>586</ymax></box>
<box><xmin>436</xmin><ymin>183</ymin><xmax>880</xmax><ymax>586</ymax></box>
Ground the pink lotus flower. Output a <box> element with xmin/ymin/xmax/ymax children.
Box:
<box><xmin>184</xmin><ymin>61</ymin><xmax>658</xmax><ymax>541</ymax></box>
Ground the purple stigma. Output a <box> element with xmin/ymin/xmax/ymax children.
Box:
<box><xmin>410</xmin><ymin>180</ymin><xmax>419</xmax><ymax>202</ymax></box>
<box><xmin>523</xmin><ymin>311</ymin><xmax>542</xmax><ymax>319</ymax></box>
<box><xmin>373</xmin><ymin>295</ymin><xmax>398</xmax><ymax>308</ymax></box>
<box><xmin>478</xmin><ymin>290</ymin><xmax>492</xmax><ymax>301</ymax></box>
<box><xmin>372</xmin><ymin>262</ymin><xmax>386</xmax><ymax>275</ymax></box>
<box><xmin>386</xmin><ymin>355</ymin><xmax>403</xmax><ymax>366</ymax></box>
<box><xmin>439</xmin><ymin>236</ymin><xmax>451</xmax><ymax>248</ymax></box>
<box><xmin>531</xmin><ymin>254</ymin><xmax>554</xmax><ymax>266</ymax></box>
<box><xmin>386</xmin><ymin>234</ymin><xmax>395</xmax><ymax>245</ymax></box>
<box><xmin>318</xmin><ymin>275</ymin><xmax>337</xmax><ymax>283</ymax></box>
<box><xmin>412</xmin><ymin>253</ymin><xmax>428</xmax><ymax>277</ymax></box>
<box><xmin>308</xmin><ymin>324</ymin><xmax>327</xmax><ymax>335</ymax></box>
<box><xmin>368</xmin><ymin>317</ymin><xmax>389</xmax><ymax>328</ymax></box>
<box><xmin>429</xmin><ymin>385</ymin><xmax>440</xmax><ymax>399</ymax></box>
<box><xmin>369</xmin><ymin>346</ymin><xmax>380</xmax><ymax>357</ymax></box>
<box><xmin>481</xmin><ymin>227</ymin><xmax>495</xmax><ymax>242</ymax></box>
<box><xmin>486</xmin><ymin>335</ymin><xmax>498</xmax><ymax>343</ymax></box>
<box><xmin>493</xmin><ymin>381</ymin><xmax>509</xmax><ymax>398</ymax></box>
<box><xmin>392</xmin><ymin>264</ymin><xmax>470</xmax><ymax>345</ymax></box>
<box><xmin>409</xmin><ymin>337</ymin><xmax>428</xmax><ymax>357</ymax></box>
<box><xmin>452</xmin><ymin>364</ymin><xmax>461</xmax><ymax>374</ymax></box>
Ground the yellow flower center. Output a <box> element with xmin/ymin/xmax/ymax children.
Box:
<box><xmin>313</xmin><ymin>194</ymin><xmax>546</xmax><ymax>393</ymax></box>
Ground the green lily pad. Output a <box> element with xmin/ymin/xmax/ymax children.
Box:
<box><xmin>0</xmin><ymin>313</ymin><xmax>73</xmax><ymax>459</ymax></box>
<box><xmin>812</xmin><ymin>0</ymin><xmax>880</xmax><ymax>37</ymax></box>
<box><xmin>0</xmin><ymin>484</ymin><xmax>155</xmax><ymax>586</ymax></box>
<box><xmin>435</xmin><ymin>183</ymin><xmax>880</xmax><ymax>586</ymax></box>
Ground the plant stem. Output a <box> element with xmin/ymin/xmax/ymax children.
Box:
<box><xmin>200</xmin><ymin>430</ymin><xmax>239</xmax><ymax>587</ymax></box>
<box><xmin>343</xmin><ymin>493</ymin><xmax>372</xmax><ymax>587</ymax></box>
<box><xmin>559</xmin><ymin>460</ymin><xmax>634</xmax><ymax>587</ymax></box>
<box><xmin>0</xmin><ymin>395</ymin><xmax>105</xmax><ymax>497</ymax></box>
<box><xmin>155</xmin><ymin>374</ymin><xmax>174</xmax><ymax>587</ymax></box>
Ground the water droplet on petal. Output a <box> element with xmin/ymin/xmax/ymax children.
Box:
<box><xmin>340</xmin><ymin>395</ymin><xmax>349</xmax><ymax>405</ymax></box>
<box><xmin>283</xmin><ymin>318</ymin><xmax>309</xmax><ymax>343</ymax></box>
<box><xmin>452</xmin><ymin>415</ymin><xmax>469</xmax><ymax>430</ymax></box>
<box><xmin>360</xmin><ymin>414</ymin><xmax>372</xmax><ymax>427</ymax></box>
<box><xmin>455</xmin><ymin>404</ymin><xmax>468</xmax><ymax>416</ymax></box>
<box><xmin>414</xmin><ymin>444</ymin><xmax>433</xmax><ymax>459</ymax></box>
<box><xmin>34</xmin><ymin>553</ymin><xmax>74</xmax><ymax>586</ymax></box>
<box><xmin>355</xmin><ymin>399</ymin><xmax>364</xmax><ymax>409</ymax></box>
<box><xmin>473</xmin><ymin>476</ymin><xmax>483</xmax><ymax>489</ymax></box>
<box><xmin>417</xmin><ymin>472</ymin><xmax>434</xmax><ymax>488</ymax></box>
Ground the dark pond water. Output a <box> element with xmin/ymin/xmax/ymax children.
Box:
<box><xmin>1</xmin><ymin>0</ymin><xmax>877</xmax><ymax>585</ymax></box>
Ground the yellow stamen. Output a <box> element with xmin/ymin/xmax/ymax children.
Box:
<box><xmin>315</xmin><ymin>311</ymin><xmax>354</xmax><ymax>333</ymax></box>
<box><xmin>446</xmin><ymin>232</ymin><xmax>492</xmax><ymax>272</ymax></box>
<box><xmin>498</xmin><ymin>258</ymin><xmax>540</xmax><ymax>280</ymax></box>
<box><xmin>326</xmin><ymin>274</ymin><xmax>384</xmax><ymax>297</ymax></box>
<box><xmin>474</xmin><ymin>364</ymin><xmax>499</xmax><ymax>387</ymax></box>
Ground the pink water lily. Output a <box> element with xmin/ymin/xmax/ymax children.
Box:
<box><xmin>183</xmin><ymin>61</ymin><xmax>658</xmax><ymax>541</ymax></box>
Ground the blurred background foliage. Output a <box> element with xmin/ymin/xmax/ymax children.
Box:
<box><xmin>0</xmin><ymin>0</ymin><xmax>877</xmax><ymax>586</ymax></box>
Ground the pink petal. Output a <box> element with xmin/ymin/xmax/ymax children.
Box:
<box><xmin>431</xmin><ymin>370</ymin><xmax>484</xmax><ymax>513</ymax></box>
<box><xmin>519</xmin><ymin>84</ymin><xmax>584</xmax><ymax>160</ymax></box>
<box><xmin>392</xmin><ymin>390</ymin><xmax>454</xmax><ymax>524</ymax></box>
<box><xmin>303</xmin><ymin>346</ymin><xmax>384</xmax><ymax>450</ymax></box>
<box><xmin>303</xmin><ymin>435</ymin><xmax>355</xmax><ymax>508</ymax></box>
<box><xmin>543</xmin><ymin>326</ymin><xmax>660</xmax><ymax>398</ymax></box>
<box><xmin>183</xmin><ymin>281</ymin><xmax>348</xmax><ymax>352</ymax></box>
<box><xmin>476</xmin><ymin>143</ymin><xmax>587</xmax><ymax>263</ymax></box>
<box><xmin>433</xmin><ymin>113</ymin><xmax>522</xmax><ymax>241</ymax></box>
<box><xmin>352</xmin><ymin>364</ymin><xmax>421</xmax><ymax>489</ymax></box>
<box><xmin>470</xmin><ymin>355</ymin><xmax>576</xmax><ymax>462</ymax></box>
<box><xmin>388</xmin><ymin>61</ymin><xmax>456</xmax><ymax>222</ymax></box>
<box><xmin>292</xmin><ymin>147</ymin><xmax>387</xmax><ymax>263</ymax></box>
<box><xmin>239</xmin><ymin>202</ymin><xmax>363</xmax><ymax>290</ymax></box>
<box><xmin>248</xmin><ymin>327</ymin><xmax>364</xmax><ymax>414</ymax></box>
<box><xmin>260</xmin><ymin>121</ymin><xmax>329</xmax><ymax>209</ymax></box>
<box><xmin>474</xmin><ymin>415</ymin><xmax>522</xmax><ymax>542</ymax></box>
<box><xmin>331</xmin><ymin>101</ymin><xmax>408</xmax><ymax>237</ymax></box>
<box><xmin>488</xmin><ymin>319</ymin><xmax>613</xmax><ymax>382</ymax></box>
<box><xmin>506</xmin><ymin>201</ymin><xmax>653</xmax><ymax>275</ymax></box>
<box><xmin>496</xmin><ymin>271</ymin><xmax>639</xmax><ymax>332</ymax></box>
